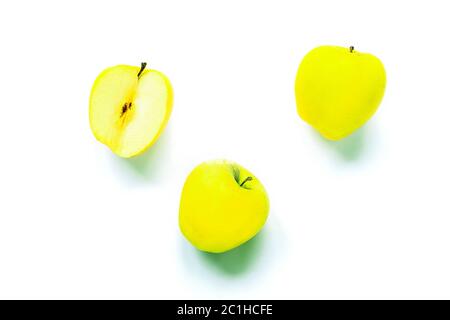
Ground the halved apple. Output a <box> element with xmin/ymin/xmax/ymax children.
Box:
<box><xmin>89</xmin><ymin>63</ymin><xmax>173</xmax><ymax>158</ymax></box>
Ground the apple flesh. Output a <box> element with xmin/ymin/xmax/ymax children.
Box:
<box><xmin>179</xmin><ymin>160</ymin><xmax>269</xmax><ymax>253</ymax></box>
<box><xmin>295</xmin><ymin>46</ymin><xmax>386</xmax><ymax>140</ymax></box>
<box><xmin>89</xmin><ymin>63</ymin><xmax>173</xmax><ymax>158</ymax></box>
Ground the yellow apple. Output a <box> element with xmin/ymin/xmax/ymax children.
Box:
<box><xmin>295</xmin><ymin>45</ymin><xmax>386</xmax><ymax>140</ymax></box>
<box><xmin>89</xmin><ymin>62</ymin><xmax>173</xmax><ymax>158</ymax></box>
<box><xmin>179</xmin><ymin>160</ymin><xmax>269</xmax><ymax>253</ymax></box>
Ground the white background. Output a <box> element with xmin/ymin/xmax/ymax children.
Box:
<box><xmin>0</xmin><ymin>0</ymin><xmax>449</xmax><ymax>299</ymax></box>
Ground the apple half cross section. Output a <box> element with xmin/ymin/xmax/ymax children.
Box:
<box><xmin>89</xmin><ymin>62</ymin><xmax>173</xmax><ymax>158</ymax></box>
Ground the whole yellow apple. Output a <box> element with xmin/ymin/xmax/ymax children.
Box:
<box><xmin>179</xmin><ymin>160</ymin><xmax>269</xmax><ymax>253</ymax></box>
<box><xmin>295</xmin><ymin>45</ymin><xmax>386</xmax><ymax>140</ymax></box>
<box><xmin>89</xmin><ymin>62</ymin><xmax>173</xmax><ymax>158</ymax></box>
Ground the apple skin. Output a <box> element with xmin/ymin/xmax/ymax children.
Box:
<box><xmin>179</xmin><ymin>160</ymin><xmax>269</xmax><ymax>253</ymax></box>
<box><xmin>295</xmin><ymin>45</ymin><xmax>386</xmax><ymax>140</ymax></box>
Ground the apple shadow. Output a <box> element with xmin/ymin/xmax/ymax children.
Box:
<box><xmin>312</xmin><ymin>126</ymin><xmax>367</xmax><ymax>162</ymax></box>
<box><xmin>197</xmin><ymin>231</ymin><xmax>265</xmax><ymax>276</ymax></box>
<box><xmin>113</xmin><ymin>128</ymin><xmax>171</xmax><ymax>182</ymax></box>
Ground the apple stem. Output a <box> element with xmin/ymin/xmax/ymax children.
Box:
<box><xmin>240</xmin><ymin>176</ymin><xmax>253</xmax><ymax>187</ymax></box>
<box><xmin>137</xmin><ymin>62</ymin><xmax>147</xmax><ymax>78</ymax></box>
<box><xmin>349</xmin><ymin>46</ymin><xmax>355</xmax><ymax>53</ymax></box>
